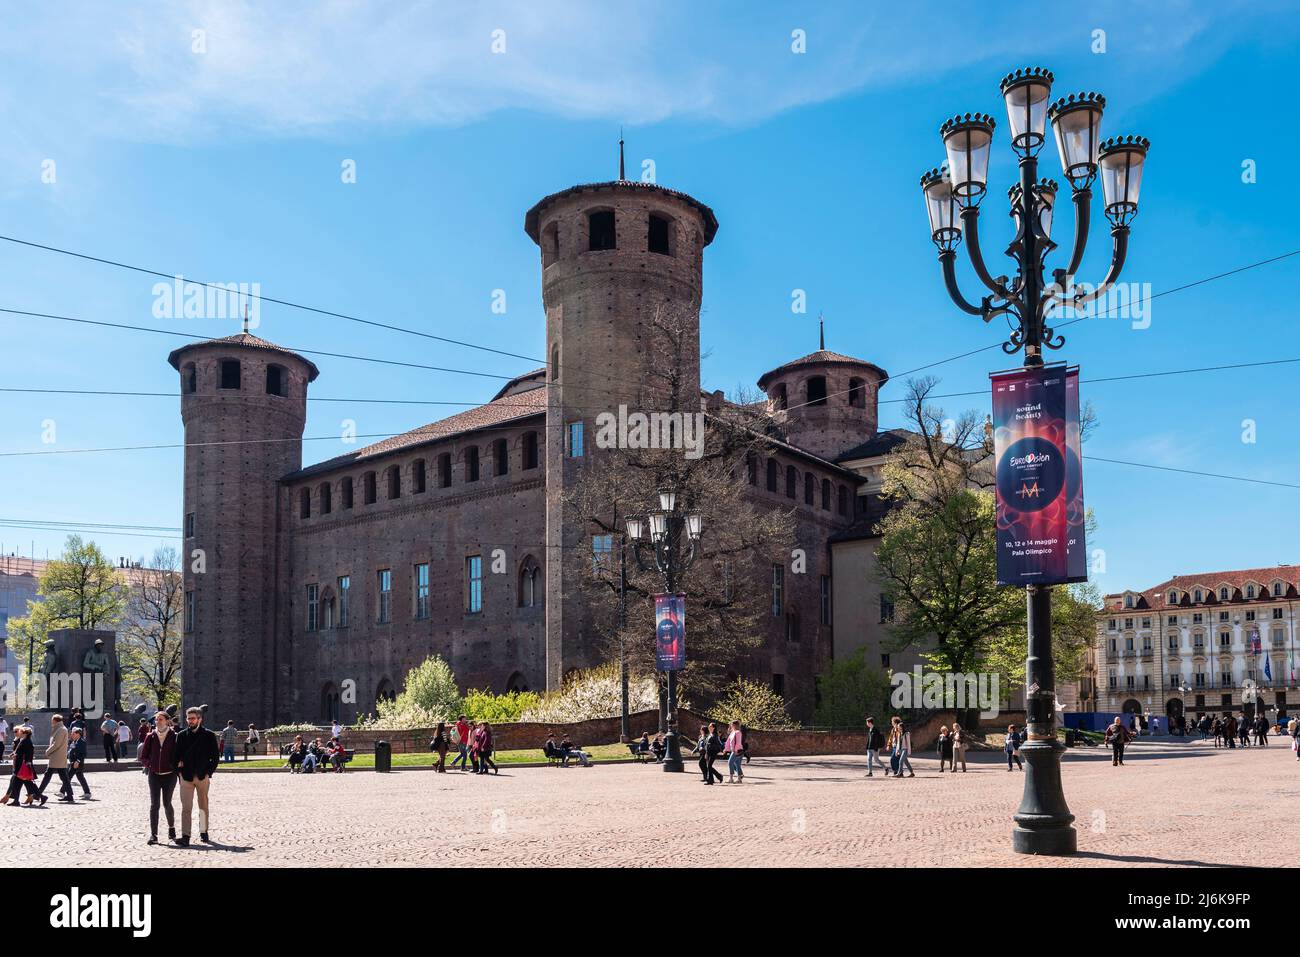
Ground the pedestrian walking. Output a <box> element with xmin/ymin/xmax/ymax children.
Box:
<box><xmin>174</xmin><ymin>706</ymin><xmax>220</xmax><ymax>846</ymax></box>
<box><xmin>936</xmin><ymin>725</ymin><xmax>954</xmax><ymax>772</ymax></box>
<box><xmin>450</xmin><ymin>714</ymin><xmax>471</xmax><ymax>771</ymax></box>
<box><xmin>724</xmin><ymin>720</ymin><xmax>744</xmax><ymax>783</ymax></box>
<box><xmin>35</xmin><ymin>713</ymin><xmax>74</xmax><ymax>805</ymax></box>
<box><xmin>1</xmin><ymin>726</ymin><xmax>40</xmax><ymax>806</ymax></box>
<box><xmin>1005</xmin><ymin>724</ymin><xmax>1024</xmax><ymax>771</ymax></box>
<box><xmin>475</xmin><ymin>722</ymin><xmax>498</xmax><ymax>775</ymax></box>
<box><xmin>429</xmin><ymin>722</ymin><xmax>450</xmax><ymax>772</ymax></box>
<box><xmin>1289</xmin><ymin>716</ymin><xmax>1299</xmax><ymax>761</ymax></box>
<box><xmin>220</xmin><ymin>720</ymin><xmax>238</xmax><ymax>763</ymax></box>
<box><xmin>67</xmin><ymin>727</ymin><xmax>91</xmax><ymax>799</ymax></box>
<box><xmin>332</xmin><ymin>720</ymin><xmax>343</xmax><ymax>743</ymax></box>
<box><xmin>864</xmin><ymin>716</ymin><xmax>887</xmax><ymax>777</ymax></box>
<box><xmin>0</xmin><ymin>715</ymin><xmax>8</xmax><ymax>764</ymax></box>
<box><xmin>951</xmin><ymin>721</ymin><xmax>969</xmax><ymax>772</ymax></box>
<box><xmin>889</xmin><ymin>718</ymin><xmax>914</xmax><ymax>777</ymax></box>
<box><xmin>140</xmin><ymin>711</ymin><xmax>178</xmax><ymax>844</ymax></box>
<box><xmin>117</xmin><ymin>720</ymin><xmax>132</xmax><ymax>763</ymax></box>
<box><xmin>244</xmin><ymin>724</ymin><xmax>260</xmax><ymax>760</ymax></box>
<box><xmin>1238</xmin><ymin>713</ymin><xmax>1251</xmax><ymax>748</ymax></box>
<box><xmin>1104</xmin><ymin>715</ymin><xmax>1132</xmax><ymax>766</ymax></box>
<box><xmin>99</xmin><ymin>714</ymin><xmax>119</xmax><ymax>763</ymax></box>
<box><xmin>1255</xmin><ymin>714</ymin><xmax>1268</xmax><ymax>747</ymax></box>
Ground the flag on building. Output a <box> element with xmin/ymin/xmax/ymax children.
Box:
<box><xmin>1264</xmin><ymin>655</ymin><xmax>1273</xmax><ymax>684</ymax></box>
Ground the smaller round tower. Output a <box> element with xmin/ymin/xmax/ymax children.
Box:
<box><xmin>757</xmin><ymin>347</ymin><xmax>888</xmax><ymax>461</ymax></box>
<box><xmin>167</xmin><ymin>332</ymin><xmax>319</xmax><ymax>725</ymax></box>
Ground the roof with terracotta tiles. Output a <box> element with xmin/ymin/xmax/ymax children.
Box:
<box><xmin>284</xmin><ymin>385</ymin><xmax>546</xmax><ymax>482</ymax></box>
<box><xmin>1103</xmin><ymin>564</ymin><xmax>1300</xmax><ymax>611</ymax></box>
<box><xmin>167</xmin><ymin>333</ymin><xmax>320</xmax><ymax>381</ymax></box>
<box><xmin>756</xmin><ymin>350</ymin><xmax>889</xmax><ymax>390</ymax></box>
<box><xmin>524</xmin><ymin>180</ymin><xmax>718</xmax><ymax>244</ymax></box>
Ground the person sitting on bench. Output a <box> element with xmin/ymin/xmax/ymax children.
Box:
<box><xmin>560</xmin><ymin>735</ymin><xmax>591</xmax><ymax>767</ymax></box>
<box><xmin>285</xmin><ymin>735</ymin><xmax>307</xmax><ymax>772</ymax></box>
<box><xmin>651</xmin><ymin>733</ymin><xmax>666</xmax><ymax>761</ymax></box>
<box><xmin>326</xmin><ymin>737</ymin><xmax>347</xmax><ymax>772</ymax></box>
<box><xmin>301</xmin><ymin>738</ymin><xmax>325</xmax><ymax>773</ymax></box>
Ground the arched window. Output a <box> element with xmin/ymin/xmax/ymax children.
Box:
<box><xmin>412</xmin><ymin>459</ymin><xmax>427</xmax><ymax>493</ymax></box>
<box><xmin>265</xmin><ymin>363</ymin><xmax>288</xmax><ymax>397</ymax></box>
<box><xmin>804</xmin><ymin>472</ymin><xmax>815</xmax><ymax>506</ymax></box>
<box><xmin>341</xmin><ymin>476</ymin><xmax>354</xmax><ymax>510</ymax></box>
<box><xmin>772</xmin><ymin>383</ymin><xmax>788</xmax><ymax>411</ymax></box>
<box><xmin>181</xmin><ymin>363</ymin><xmax>197</xmax><ymax>394</ymax></box>
<box><xmin>1246</xmin><ymin>583</ymin><xmax>1256</xmax><ymax>599</ymax></box>
<box><xmin>1273</xmin><ymin>581</ymin><xmax>1284</xmax><ymax>597</ymax></box>
<box><xmin>375</xmin><ymin>679</ymin><xmax>396</xmax><ymax>706</ymax></box>
<box><xmin>518</xmin><ymin>556</ymin><xmax>541</xmax><ymax>608</ymax></box>
<box><xmin>1124</xmin><ymin>594</ymin><xmax>1134</xmax><ymax>609</ymax></box>
<box><xmin>766</xmin><ymin>459</ymin><xmax>778</xmax><ymax>492</ymax></box>
<box><xmin>1218</xmin><ymin>587</ymin><xmax>1228</xmax><ymax>601</ymax></box>
<box><xmin>466</xmin><ymin>446</ymin><xmax>480</xmax><ymax>482</ymax></box>
<box><xmin>318</xmin><ymin>482</ymin><xmax>332</xmax><ymax>514</ymax></box>
<box><xmin>299</xmin><ymin>487</ymin><xmax>311</xmax><ymax>519</ymax></box>
<box><xmin>363</xmin><ymin>471</ymin><xmax>377</xmax><ymax>505</ymax></box>
<box><xmin>386</xmin><ymin>465</ymin><xmax>401</xmax><ymax>500</ymax></box>
<box><xmin>438</xmin><ymin>453</ymin><xmax>452</xmax><ymax>488</ymax></box>
<box><xmin>1168</xmin><ymin>590</ymin><xmax>1177</xmax><ymax>604</ymax></box>
<box><xmin>806</xmin><ymin>375</ymin><xmax>828</xmax><ymax>406</ymax></box>
<box><xmin>541</xmin><ymin>222</ymin><xmax>559</xmax><ymax>268</ymax></box>
<box><xmin>522</xmin><ymin>431</ymin><xmax>539</xmax><ymax>470</ymax></box>
<box><xmin>838</xmin><ymin>485</ymin><xmax>849</xmax><ymax>515</ymax></box>
<box><xmin>550</xmin><ymin>345</ymin><xmax>560</xmax><ymax>381</ymax></box>
<box><xmin>321</xmin><ymin>683</ymin><xmax>341</xmax><ymax>723</ymax></box>
<box><xmin>847</xmin><ymin>377</ymin><xmax>865</xmax><ymax>408</ymax></box>
<box><xmin>506</xmin><ymin>671</ymin><xmax>528</xmax><ymax>694</ymax></box>
<box><xmin>494</xmin><ymin>438</ymin><xmax>509</xmax><ymax>476</ymax></box>
<box><xmin>746</xmin><ymin>452</ymin><xmax>757</xmax><ymax>485</ymax></box>
<box><xmin>821</xmin><ymin>478</ymin><xmax>831</xmax><ymax>511</ymax></box>
<box><xmin>785</xmin><ymin>465</ymin><xmax>797</xmax><ymax>499</ymax></box>
<box><xmin>588</xmin><ymin>209</ymin><xmax>616</xmax><ymax>251</ymax></box>
<box><xmin>1194</xmin><ymin>588</ymin><xmax>1203</xmax><ymax>602</ymax></box>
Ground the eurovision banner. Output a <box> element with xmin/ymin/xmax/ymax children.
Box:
<box><xmin>991</xmin><ymin>365</ymin><xmax>1086</xmax><ymax>586</ymax></box>
<box><xmin>654</xmin><ymin>593</ymin><xmax>686</xmax><ymax>672</ymax></box>
<box><xmin>1064</xmin><ymin>368</ymin><xmax>1088</xmax><ymax>581</ymax></box>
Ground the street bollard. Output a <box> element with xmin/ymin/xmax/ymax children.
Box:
<box><xmin>375</xmin><ymin>740</ymin><xmax>391</xmax><ymax>773</ymax></box>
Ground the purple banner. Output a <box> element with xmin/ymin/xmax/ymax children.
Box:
<box><xmin>1064</xmin><ymin>368</ymin><xmax>1088</xmax><ymax>583</ymax></box>
<box><xmin>654</xmin><ymin>593</ymin><xmax>685</xmax><ymax>671</ymax></box>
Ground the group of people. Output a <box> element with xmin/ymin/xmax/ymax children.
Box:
<box><xmin>428</xmin><ymin>715</ymin><xmax>497</xmax><ymax>774</ymax></box>
<box><xmin>1205</xmin><ymin>712</ymin><xmax>1274</xmax><ymax>748</ymax></box>
<box><xmin>691</xmin><ymin>720</ymin><xmax>746</xmax><ymax>784</ymax></box>
<box><xmin>284</xmin><ymin>735</ymin><xmax>349</xmax><ymax>773</ymax></box>
<box><xmin>542</xmin><ymin>731</ymin><xmax>592</xmax><ymax>767</ymax></box>
<box><xmin>1</xmin><ymin>713</ymin><xmax>93</xmax><ymax>805</ymax></box>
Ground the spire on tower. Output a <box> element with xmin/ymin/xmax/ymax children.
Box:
<box><xmin>818</xmin><ymin>312</ymin><xmax>825</xmax><ymax>351</ymax></box>
<box><xmin>618</xmin><ymin>127</ymin><xmax>625</xmax><ymax>181</ymax></box>
<box><xmin>242</xmin><ymin>303</ymin><xmax>250</xmax><ymax>336</ymax></box>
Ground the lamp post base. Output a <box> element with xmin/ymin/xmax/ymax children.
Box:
<box><xmin>1011</xmin><ymin>737</ymin><xmax>1076</xmax><ymax>855</ymax></box>
<box><xmin>661</xmin><ymin>726</ymin><xmax>684</xmax><ymax>772</ymax></box>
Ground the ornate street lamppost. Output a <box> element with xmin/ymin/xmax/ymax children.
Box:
<box><xmin>921</xmin><ymin>66</ymin><xmax>1149</xmax><ymax>855</ymax></box>
<box><xmin>625</xmin><ymin>487</ymin><xmax>704</xmax><ymax>773</ymax></box>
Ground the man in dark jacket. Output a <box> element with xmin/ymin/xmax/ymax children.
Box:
<box><xmin>174</xmin><ymin>706</ymin><xmax>220</xmax><ymax>846</ymax></box>
<box><xmin>864</xmin><ymin>716</ymin><xmax>886</xmax><ymax>777</ymax></box>
<box><xmin>67</xmin><ymin>727</ymin><xmax>91</xmax><ymax>799</ymax></box>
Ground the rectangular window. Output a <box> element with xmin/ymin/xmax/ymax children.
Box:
<box><xmin>1109</xmin><ymin>638</ymin><xmax>1116</xmax><ymax>653</ymax></box>
<box><xmin>413</xmin><ymin>459</ymin><xmax>427</xmax><ymax>494</ymax></box>
<box><xmin>591</xmin><ymin>534</ymin><xmax>613</xmax><ymax>573</ymax></box>
<box><xmin>184</xmin><ymin>512</ymin><xmax>195</xmax><ymax>538</ymax></box>
<box><xmin>879</xmin><ymin>593</ymin><xmax>894</xmax><ymax>624</ymax></box>
<box><xmin>338</xmin><ymin>576</ymin><xmax>350</xmax><ymax>627</ymax></box>
<box><xmin>1192</xmin><ymin>613</ymin><xmax>1203</xmax><ymax>624</ymax></box>
<box><xmin>785</xmin><ymin>611</ymin><xmax>800</xmax><ymax>644</ymax></box>
<box><xmin>1246</xmin><ymin>610</ymin><xmax>1256</xmax><ymax>621</ymax></box>
<box><xmin>1141</xmin><ymin>617</ymin><xmax>1151</xmax><ymax>629</ymax></box>
<box><xmin>414</xmin><ymin>563</ymin><xmax>429</xmax><ymax>620</ymax></box>
<box><xmin>1167</xmin><ymin>615</ymin><xmax>1177</xmax><ymax>626</ymax></box>
<box><xmin>771</xmin><ymin>564</ymin><xmax>783</xmax><ymax>617</ymax></box>
<box><xmin>184</xmin><ymin>591</ymin><xmax>195</xmax><ymax>632</ymax></box>
<box><xmin>219</xmin><ymin>359</ymin><xmax>240</xmax><ymax>390</ymax></box>
<box><xmin>1108</xmin><ymin>672</ymin><xmax>1116</xmax><ymax>689</ymax></box>
<box><xmin>1219</xmin><ymin>611</ymin><xmax>1229</xmax><ymax>622</ymax></box>
<box><xmin>377</xmin><ymin>569</ymin><xmax>391</xmax><ymax>624</ymax></box>
<box><xmin>820</xmin><ymin>575</ymin><xmax>831</xmax><ymax>626</ymax></box>
<box><xmin>567</xmin><ymin>421</ymin><xmax>584</xmax><ymax>457</ymax></box>
<box><xmin>467</xmin><ymin>556</ymin><xmax>483</xmax><ymax>613</ymax></box>
<box><xmin>342</xmin><ymin>477</ymin><xmax>354</xmax><ymax>510</ymax></box>
<box><xmin>1126</xmin><ymin>676</ymin><xmax>1134</xmax><ymax>689</ymax></box>
<box><xmin>1124</xmin><ymin>617</ymin><xmax>1133</xmax><ymax>629</ymax></box>
<box><xmin>1107</xmin><ymin>619</ymin><xmax>1117</xmax><ymax>631</ymax></box>
<box><xmin>1168</xmin><ymin>635</ymin><xmax>1177</xmax><ymax>650</ymax></box>
<box><xmin>306</xmin><ymin>583</ymin><xmax>319</xmax><ymax>632</ymax></box>
<box><xmin>1273</xmin><ymin>608</ymin><xmax>1284</xmax><ymax>619</ymax></box>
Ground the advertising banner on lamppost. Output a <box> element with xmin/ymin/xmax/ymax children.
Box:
<box><xmin>1064</xmin><ymin>368</ymin><xmax>1088</xmax><ymax>582</ymax></box>
<box><xmin>654</xmin><ymin>593</ymin><xmax>685</xmax><ymax>671</ymax></box>
<box><xmin>991</xmin><ymin>365</ymin><xmax>1083</xmax><ymax>586</ymax></box>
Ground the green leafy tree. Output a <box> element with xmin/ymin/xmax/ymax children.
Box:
<box><xmin>461</xmin><ymin>688</ymin><xmax>542</xmax><ymax>723</ymax></box>
<box><xmin>983</xmin><ymin>582</ymin><xmax>1101</xmax><ymax>702</ymax></box>
<box><xmin>813</xmin><ymin>649</ymin><xmax>894</xmax><ymax>728</ymax></box>
<box><xmin>118</xmin><ymin>546</ymin><xmax>184</xmax><ymax>709</ymax></box>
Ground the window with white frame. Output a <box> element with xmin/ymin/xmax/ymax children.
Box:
<box><xmin>467</xmin><ymin>556</ymin><xmax>483</xmax><ymax>613</ymax></box>
<box><xmin>306</xmin><ymin>583</ymin><xmax>319</xmax><ymax>632</ymax></box>
<box><xmin>414</xmin><ymin>563</ymin><xmax>429</xmax><ymax>619</ymax></box>
<box><xmin>338</xmin><ymin>576</ymin><xmax>350</xmax><ymax>627</ymax></box>
<box><xmin>377</xmin><ymin>569</ymin><xmax>392</xmax><ymax>624</ymax></box>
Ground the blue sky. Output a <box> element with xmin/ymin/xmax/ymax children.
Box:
<box><xmin>0</xmin><ymin>0</ymin><xmax>1296</xmax><ymax>597</ymax></box>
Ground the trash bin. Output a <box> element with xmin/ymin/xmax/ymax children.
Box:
<box><xmin>375</xmin><ymin>740</ymin><xmax>391</xmax><ymax>773</ymax></box>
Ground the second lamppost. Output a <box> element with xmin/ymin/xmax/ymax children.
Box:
<box><xmin>626</xmin><ymin>488</ymin><xmax>703</xmax><ymax>773</ymax></box>
<box><xmin>921</xmin><ymin>66</ymin><xmax>1148</xmax><ymax>855</ymax></box>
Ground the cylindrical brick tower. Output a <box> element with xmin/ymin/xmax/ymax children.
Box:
<box><xmin>757</xmin><ymin>350</ymin><xmax>889</xmax><ymax>461</ymax></box>
<box><xmin>167</xmin><ymin>333</ymin><xmax>318</xmax><ymax>725</ymax></box>
<box><xmin>524</xmin><ymin>179</ymin><xmax>718</xmax><ymax>689</ymax></box>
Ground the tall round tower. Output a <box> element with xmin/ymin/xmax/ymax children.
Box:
<box><xmin>757</xmin><ymin>348</ymin><xmax>889</xmax><ymax>461</ymax></box>
<box><xmin>167</xmin><ymin>332</ymin><xmax>318</xmax><ymax>725</ymax></box>
<box><xmin>524</xmin><ymin>178</ymin><xmax>718</xmax><ymax>689</ymax></box>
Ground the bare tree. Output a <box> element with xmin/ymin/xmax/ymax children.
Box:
<box><xmin>119</xmin><ymin>546</ymin><xmax>184</xmax><ymax>709</ymax></box>
<box><xmin>564</xmin><ymin>305</ymin><xmax>796</xmax><ymax>699</ymax></box>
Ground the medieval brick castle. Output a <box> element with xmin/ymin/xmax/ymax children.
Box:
<box><xmin>169</xmin><ymin>174</ymin><xmax>909</xmax><ymax>726</ymax></box>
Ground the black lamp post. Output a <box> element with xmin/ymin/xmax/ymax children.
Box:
<box><xmin>922</xmin><ymin>66</ymin><xmax>1149</xmax><ymax>855</ymax></box>
<box><xmin>625</xmin><ymin>488</ymin><xmax>703</xmax><ymax>773</ymax></box>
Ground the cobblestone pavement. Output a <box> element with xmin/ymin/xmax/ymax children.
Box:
<box><xmin>6</xmin><ymin>740</ymin><xmax>1296</xmax><ymax>867</ymax></box>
